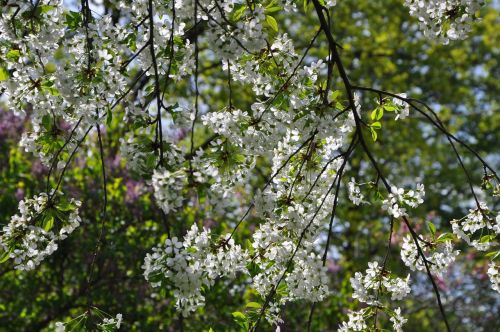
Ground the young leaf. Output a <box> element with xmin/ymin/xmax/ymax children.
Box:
<box><xmin>245</xmin><ymin>302</ymin><xmax>262</xmax><ymax>309</ymax></box>
<box><xmin>266</xmin><ymin>15</ymin><xmax>278</xmax><ymax>32</ymax></box>
<box><xmin>42</xmin><ymin>214</ymin><xmax>55</xmax><ymax>231</ymax></box>
<box><xmin>485</xmin><ymin>250</ymin><xmax>500</xmax><ymax>260</ymax></box>
<box><xmin>383</xmin><ymin>103</ymin><xmax>399</xmax><ymax>112</ymax></box>
<box><xmin>480</xmin><ymin>235</ymin><xmax>496</xmax><ymax>243</ymax></box>
<box><xmin>265</xmin><ymin>6</ymin><xmax>282</xmax><ymax>14</ymax></box>
<box><xmin>6</xmin><ymin>49</ymin><xmax>21</xmax><ymax>62</ymax></box>
<box><xmin>370</xmin><ymin>106</ymin><xmax>384</xmax><ymax>120</ymax></box>
<box><xmin>0</xmin><ymin>67</ymin><xmax>8</xmax><ymax>81</ymax></box>
<box><xmin>436</xmin><ymin>233</ymin><xmax>455</xmax><ymax>243</ymax></box>
<box><xmin>370</xmin><ymin>127</ymin><xmax>378</xmax><ymax>141</ymax></box>
<box><xmin>0</xmin><ymin>249</ymin><xmax>12</xmax><ymax>264</ymax></box>
<box><xmin>427</xmin><ymin>221</ymin><xmax>436</xmax><ymax>237</ymax></box>
<box><xmin>232</xmin><ymin>311</ymin><xmax>248</xmax><ymax>330</ymax></box>
<box><xmin>232</xmin><ymin>5</ymin><xmax>247</xmax><ymax>21</ymax></box>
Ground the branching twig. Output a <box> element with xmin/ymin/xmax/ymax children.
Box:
<box><xmin>311</xmin><ymin>1</ymin><xmax>451</xmax><ymax>330</ymax></box>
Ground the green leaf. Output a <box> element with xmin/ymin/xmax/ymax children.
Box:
<box><xmin>65</xmin><ymin>11</ymin><xmax>81</xmax><ymax>30</ymax></box>
<box><xmin>0</xmin><ymin>249</ymin><xmax>11</xmax><ymax>264</ymax></box>
<box><xmin>232</xmin><ymin>311</ymin><xmax>248</xmax><ymax>330</ymax></box>
<box><xmin>436</xmin><ymin>233</ymin><xmax>455</xmax><ymax>243</ymax></box>
<box><xmin>427</xmin><ymin>222</ymin><xmax>436</xmax><ymax>237</ymax></box>
<box><xmin>303</xmin><ymin>0</ymin><xmax>311</xmax><ymax>12</ymax></box>
<box><xmin>106</xmin><ymin>110</ymin><xmax>113</xmax><ymax>126</ymax></box>
<box><xmin>39</xmin><ymin>5</ymin><xmax>56</xmax><ymax>14</ymax></box>
<box><xmin>370</xmin><ymin>121</ymin><xmax>382</xmax><ymax>129</ymax></box>
<box><xmin>186</xmin><ymin>247</ymin><xmax>198</xmax><ymax>254</ymax></box>
<box><xmin>485</xmin><ymin>250</ymin><xmax>500</xmax><ymax>260</ymax></box>
<box><xmin>56</xmin><ymin>200</ymin><xmax>75</xmax><ymax>212</ymax></box>
<box><xmin>383</xmin><ymin>104</ymin><xmax>398</xmax><ymax>112</ymax></box>
<box><xmin>0</xmin><ymin>67</ymin><xmax>8</xmax><ymax>81</ymax></box>
<box><xmin>42</xmin><ymin>214</ymin><xmax>55</xmax><ymax>231</ymax></box>
<box><xmin>232</xmin><ymin>5</ymin><xmax>247</xmax><ymax>21</ymax></box>
<box><xmin>266</xmin><ymin>15</ymin><xmax>278</xmax><ymax>32</ymax></box>
<box><xmin>276</xmin><ymin>282</ymin><xmax>288</xmax><ymax>297</ymax></box>
<box><xmin>328</xmin><ymin>90</ymin><xmax>341</xmax><ymax>104</ymax></box>
<box><xmin>234</xmin><ymin>154</ymin><xmax>246</xmax><ymax>163</ymax></box>
<box><xmin>41</xmin><ymin>81</ymin><xmax>60</xmax><ymax>96</ymax></box>
<box><xmin>370</xmin><ymin>127</ymin><xmax>378</xmax><ymax>141</ymax></box>
<box><xmin>370</xmin><ymin>106</ymin><xmax>384</xmax><ymax>120</ymax></box>
<box><xmin>480</xmin><ymin>235</ymin><xmax>496</xmax><ymax>243</ymax></box>
<box><xmin>6</xmin><ymin>49</ymin><xmax>21</xmax><ymax>62</ymax></box>
<box><xmin>232</xmin><ymin>311</ymin><xmax>246</xmax><ymax>319</ymax></box>
<box><xmin>265</xmin><ymin>6</ymin><xmax>282</xmax><ymax>14</ymax></box>
<box><xmin>42</xmin><ymin>114</ymin><xmax>52</xmax><ymax>131</ymax></box>
<box><xmin>245</xmin><ymin>302</ymin><xmax>261</xmax><ymax>309</ymax></box>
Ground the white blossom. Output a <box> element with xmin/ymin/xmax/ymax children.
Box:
<box><xmin>338</xmin><ymin>309</ymin><xmax>368</xmax><ymax>332</ymax></box>
<box><xmin>487</xmin><ymin>262</ymin><xmax>500</xmax><ymax>294</ymax></box>
<box><xmin>390</xmin><ymin>307</ymin><xmax>408</xmax><ymax>332</ymax></box>
<box><xmin>0</xmin><ymin>193</ymin><xmax>82</xmax><ymax>271</ymax></box>
<box><xmin>143</xmin><ymin>224</ymin><xmax>248</xmax><ymax>316</ymax></box>
<box><xmin>347</xmin><ymin>178</ymin><xmax>366</xmax><ymax>206</ymax></box>
<box><xmin>382</xmin><ymin>184</ymin><xmax>425</xmax><ymax>218</ymax></box>
<box><xmin>404</xmin><ymin>0</ymin><xmax>485</xmax><ymax>44</ymax></box>
<box><xmin>400</xmin><ymin>234</ymin><xmax>459</xmax><ymax>276</ymax></box>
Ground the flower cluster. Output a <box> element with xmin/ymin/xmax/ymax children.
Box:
<box><xmin>400</xmin><ymin>234</ymin><xmax>459</xmax><ymax>276</ymax></box>
<box><xmin>54</xmin><ymin>311</ymin><xmax>122</xmax><ymax>331</ymax></box>
<box><xmin>392</xmin><ymin>94</ymin><xmax>410</xmax><ymax>120</ymax></box>
<box><xmin>0</xmin><ymin>1</ymin><xmax>128</xmax><ymax>166</ymax></box>
<box><xmin>338</xmin><ymin>307</ymin><xmax>407</xmax><ymax>332</ymax></box>
<box><xmin>142</xmin><ymin>224</ymin><xmax>248</xmax><ymax>316</ymax></box>
<box><xmin>487</xmin><ymin>263</ymin><xmax>499</xmax><ymax>293</ymax></box>
<box><xmin>339</xmin><ymin>261</ymin><xmax>410</xmax><ymax>331</ymax></box>
<box><xmin>404</xmin><ymin>0</ymin><xmax>485</xmax><ymax>44</ymax></box>
<box><xmin>152</xmin><ymin>168</ymin><xmax>187</xmax><ymax>214</ymax></box>
<box><xmin>450</xmin><ymin>202</ymin><xmax>499</xmax><ymax>251</ymax></box>
<box><xmin>390</xmin><ymin>307</ymin><xmax>408</xmax><ymax>332</ymax></box>
<box><xmin>382</xmin><ymin>184</ymin><xmax>425</xmax><ymax>218</ymax></box>
<box><xmin>338</xmin><ymin>309</ymin><xmax>368</xmax><ymax>332</ymax></box>
<box><xmin>100</xmin><ymin>313</ymin><xmax>123</xmax><ymax>330</ymax></box>
<box><xmin>0</xmin><ymin>192</ymin><xmax>81</xmax><ymax>271</ymax></box>
<box><xmin>450</xmin><ymin>202</ymin><xmax>499</xmax><ymax>292</ymax></box>
<box><xmin>347</xmin><ymin>178</ymin><xmax>366</xmax><ymax>206</ymax></box>
<box><xmin>350</xmin><ymin>261</ymin><xmax>411</xmax><ymax>304</ymax></box>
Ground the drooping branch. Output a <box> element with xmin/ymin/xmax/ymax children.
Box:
<box><xmin>311</xmin><ymin>1</ymin><xmax>452</xmax><ymax>330</ymax></box>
